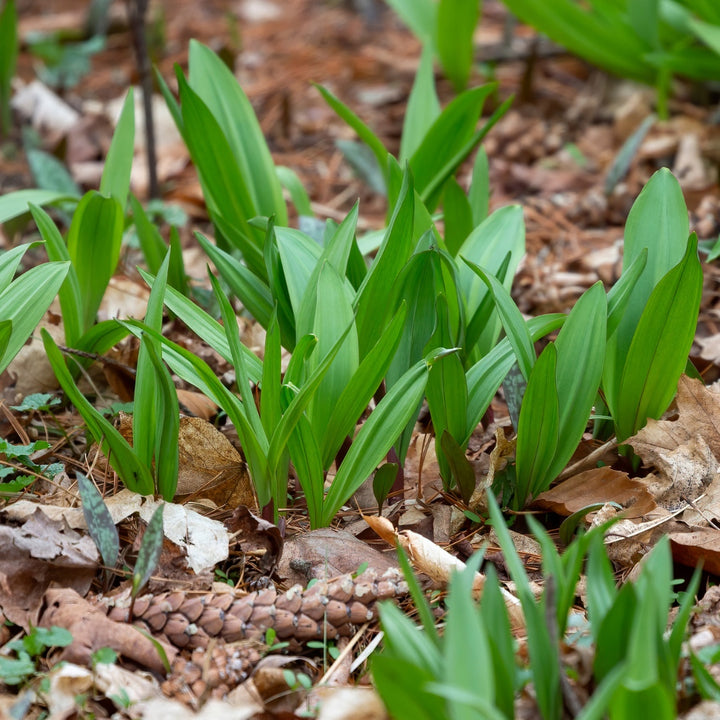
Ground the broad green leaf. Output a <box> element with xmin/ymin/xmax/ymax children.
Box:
<box><xmin>373</xmin><ymin>463</ymin><xmax>398</xmax><ymax>511</ymax></box>
<box><xmin>138</xmin><ymin>268</ymin><xmax>263</xmax><ymax>382</ymax></box>
<box><xmin>546</xmin><ymin>281</ymin><xmax>606</xmax><ymax>480</ymax></box>
<box><xmin>77</xmin><ymin>470</ymin><xmax>119</xmax><ymax>567</ymax></box>
<box><xmin>458</xmin><ymin>205</ymin><xmax>525</xmax><ymax>358</ymax></box>
<box><xmin>42</xmin><ymin>329</ymin><xmax>154</xmax><ymax>495</ymax></box>
<box><xmin>439</xmin><ymin>430</ymin><xmax>474</xmax><ymax>501</ymax></box>
<box><xmin>100</xmin><ymin>89</ymin><xmax>134</xmax><ymax>209</ymax></box>
<box><xmin>515</xmin><ymin>343</ymin><xmax>559</xmax><ymax>506</ymax></box>
<box><xmin>322</xmin><ymin>358</ymin><xmax>429</xmax><ymax>525</ymax></box>
<box><xmin>618</xmin><ymin>235</ymin><xmax>702</xmax><ymax>440</ymax></box>
<box><xmin>605</xmin><ymin>169</ymin><xmax>688</xmax><ymax>407</ymax></box>
<box><xmin>177</xmin><ymin>73</ymin><xmax>256</xmax><ymax>247</ymax></box>
<box><xmin>275</xmin><ymin>227</ymin><xmax>324</xmax><ymax>320</ymax></box>
<box><xmin>261</xmin><ymin>310</ymin><xmax>282</xmax><ymax>441</ymax></box>
<box><xmin>0</xmin><ymin>260</ymin><xmax>69</xmax><ymax>373</ymax></box>
<box><xmin>606</xmin><ymin>247</ymin><xmax>647</xmax><ymax>338</ymax></box>
<box><xmin>132</xmin><ymin>504</ymin><xmax>164</xmax><ymax>596</ymax></box>
<box><xmin>354</xmin><ymin>169</ymin><xmax>415</xmax><ymax>358</ymax></box>
<box><xmin>465</xmin><ymin>313</ymin><xmax>565</xmax><ymax>441</ymax></box>
<box><xmin>443</xmin><ymin>176</ymin><xmax>474</xmax><ymax>257</ymax></box>
<box><xmin>400</xmin><ymin>46</ymin><xmax>440</xmax><ymax>162</ymax></box>
<box><xmin>0</xmin><ymin>0</ymin><xmax>18</xmax><ymax>135</ymax></box>
<box><xmin>436</xmin><ymin>0</ymin><xmax>481</xmax><ymax>92</ymax></box>
<box><xmin>195</xmin><ymin>232</ymin><xmax>273</xmax><ymax>329</ymax></box>
<box><xmin>66</xmin><ymin>191</ymin><xmax>123</xmax><ymax>334</ymax></box>
<box><xmin>188</xmin><ymin>41</ymin><xmax>286</xmax><ymax>224</ymax></box>
<box><xmin>320</xmin><ymin>303</ymin><xmax>407</xmax><ymax>469</ymax></box>
<box><xmin>0</xmin><ymin>189</ymin><xmax>76</xmax><ymax>224</ymax></box>
<box><xmin>409</xmin><ymin>85</ymin><xmax>494</xmax><ymax>200</ymax></box>
<box><xmin>464</xmin><ymin>259</ymin><xmax>535</xmax><ymax>380</ymax></box>
<box><xmin>74</xmin><ymin>319</ymin><xmax>130</xmax><ymax>356</ymax></box>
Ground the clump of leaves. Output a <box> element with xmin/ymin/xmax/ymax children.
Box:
<box><xmin>0</xmin><ymin>625</ymin><xmax>72</xmax><ymax>686</ymax></box>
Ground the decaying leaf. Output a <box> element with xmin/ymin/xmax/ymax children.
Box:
<box><xmin>0</xmin><ymin>508</ymin><xmax>98</xmax><ymax>628</ymax></box>
<box><xmin>364</xmin><ymin>514</ymin><xmax>524</xmax><ymax>631</ymax></box>
<box><xmin>534</xmin><ymin>466</ymin><xmax>657</xmax><ymax>519</ymax></box>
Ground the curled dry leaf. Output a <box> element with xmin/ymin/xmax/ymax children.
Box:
<box><xmin>364</xmin><ymin>514</ymin><xmax>524</xmax><ymax>631</ymax></box>
<box><xmin>176</xmin><ymin>416</ymin><xmax>256</xmax><ymax>509</ymax></box>
<box><xmin>469</xmin><ymin>427</ymin><xmax>516</xmax><ymax>514</ymax></box>
<box><xmin>226</xmin><ymin>505</ymin><xmax>283</xmax><ymax>575</ymax></box>
<box><xmin>630</xmin><ymin>375</ymin><xmax>720</xmax><ymax>510</ymax></box>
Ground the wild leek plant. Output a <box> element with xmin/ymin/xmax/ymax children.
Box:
<box><xmin>373</xmin><ymin>492</ymin><xmax>700</xmax><ymax>720</ymax></box>
<box><xmin>0</xmin><ymin>0</ymin><xmax>17</xmax><ymax>137</ymax></box>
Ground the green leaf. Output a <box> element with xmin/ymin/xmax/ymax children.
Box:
<box><xmin>436</xmin><ymin>0</ymin><xmax>481</xmax><ymax>92</ymax></box>
<box><xmin>276</xmin><ymin>165</ymin><xmax>313</xmax><ymax>217</ymax></box>
<box><xmin>618</xmin><ymin>234</ymin><xmax>702</xmax><ymax>440</ymax></box>
<box><xmin>373</xmin><ymin>463</ymin><xmax>398</xmax><ymax>511</ymax></box>
<box><xmin>383</xmin><ymin>0</ymin><xmax>436</xmax><ymax>44</ymax></box>
<box><xmin>188</xmin><ymin>41</ymin><xmax>286</xmax><ymax>224</ymax></box>
<box><xmin>77</xmin><ymin>471</ymin><xmax>119</xmax><ymax>567</ymax></box>
<box><xmin>287</xmin><ymin>411</ymin><xmax>324</xmax><ymax>528</ymax></box>
<box><xmin>443</xmin><ymin>176</ymin><xmax>474</xmax><ymax>257</ymax></box>
<box><xmin>468</xmin><ymin>147</ymin><xmax>489</xmax><ymax>226</ymax></box>
<box><xmin>439</xmin><ymin>430</ymin><xmax>475</xmax><ymax>501</ymax></box>
<box><xmin>515</xmin><ymin>343</ymin><xmax>559</xmax><ymax>506</ymax></box>
<box><xmin>42</xmin><ymin>329</ymin><xmax>154</xmax><ymax>495</ymax></box>
<box><xmin>322</xmin><ymin>358</ymin><xmax>429</xmax><ymax>525</ymax></box>
<box><xmin>132</xmin><ymin>504</ymin><xmax>164</xmax><ymax>596</ymax></box>
<box><xmin>0</xmin><ymin>260</ymin><xmax>69</xmax><ymax>374</ymax></box>
<box><xmin>66</xmin><ymin>191</ymin><xmax>123</xmax><ymax>334</ymax></box>
<box><xmin>0</xmin><ymin>189</ymin><xmax>77</xmax><ymax>224</ymax></box>
<box><xmin>0</xmin><ymin>0</ymin><xmax>18</xmax><ymax>135</ymax></box>
<box><xmin>100</xmin><ymin>89</ymin><xmax>134</xmax><ymax>209</ymax></box>
<box><xmin>464</xmin><ymin>259</ymin><xmax>535</xmax><ymax>380</ymax></box>
<box><xmin>546</xmin><ymin>281</ymin><xmax>606</xmax><ymax>480</ymax></box>
<box><xmin>130</xmin><ymin>194</ymin><xmax>167</xmax><ymax>276</ymax></box>
<box><xmin>400</xmin><ymin>46</ymin><xmax>440</xmax><ymax>162</ymax></box>
<box><xmin>320</xmin><ymin>303</ymin><xmax>407</xmax><ymax>468</ymax></box>
<box><xmin>315</xmin><ymin>83</ymin><xmax>389</xmax><ymax>185</ymax></box>
<box><xmin>139</xmin><ymin>268</ymin><xmax>263</xmax><ymax>382</ymax></box>
<box><xmin>409</xmin><ymin>85</ymin><xmax>494</xmax><ymax>200</ymax></box>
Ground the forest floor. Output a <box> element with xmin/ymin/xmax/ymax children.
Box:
<box><xmin>3</xmin><ymin>0</ymin><xmax>720</xmax><ymax>718</ymax></box>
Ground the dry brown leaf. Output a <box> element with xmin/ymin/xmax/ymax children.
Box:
<box><xmin>534</xmin><ymin>467</ymin><xmax>657</xmax><ymax>519</ymax></box>
<box><xmin>0</xmin><ymin>509</ymin><xmax>98</xmax><ymax>628</ymax></box>
<box><xmin>469</xmin><ymin>427</ymin><xmax>515</xmax><ymax>514</ymax></box>
<box><xmin>669</xmin><ymin>528</ymin><xmax>720</xmax><ymax>574</ymax></box>
<box><xmin>176</xmin><ymin>417</ymin><xmax>256</xmax><ymax>509</ymax></box>
<box><xmin>278</xmin><ymin>528</ymin><xmax>397</xmax><ymax>586</ymax></box>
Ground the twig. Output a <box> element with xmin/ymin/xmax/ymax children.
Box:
<box><xmin>557</xmin><ymin>436</ymin><xmax>617</xmax><ymax>481</ymax></box>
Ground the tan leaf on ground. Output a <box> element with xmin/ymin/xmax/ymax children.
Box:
<box><xmin>278</xmin><ymin>528</ymin><xmax>397</xmax><ymax>586</ymax></box>
<box><xmin>0</xmin><ymin>509</ymin><xmax>98</xmax><ymax>628</ymax></box>
<box><xmin>629</xmin><ymin>375</ymin><xmax>720</xmax><ymax>509</ymax></box>
<box><xmin>670</xmin><ymin>528</ymin><xmax>720</xmax><ymax>575</ymax></box>
<box><xmin>534</xmin><ymin>467</ymin><xmax>657</xmax><ymax>519</ymax></box>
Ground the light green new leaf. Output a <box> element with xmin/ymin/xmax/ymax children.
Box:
<box><xmin>0</xmin><ymin>260</ymin><xmax>69</xmax><ymax>373</ymax></box>
<box><xmin>321</xmin><ymin>358</ymin><xmax>429</xmax><ymax>526</ymax></box>
<box><xmin>383</xmin><ymin>0</ymin><xmax>435</xmax><ymax>44</ymax></box>
<box><xmin>468</xmin><ymin>146</ymin><xmax>490</xmax><ymax>226</ymax></box>
<box><xmin>0</xmin><ymin>189</ymin><xmax>77</xmax><ymax>224</ymax></box>
<box><xmin>515</xmin><ymin>343</ymin><xmax>559</xmax><ymax>506</ymax></box>
<box><xmin>188</xmin><ymin>41</ymin><xmax>286</xmax><ymax>224</ymax></box>
<box><xmin>618</xmin><ymin>234</ymin><xmax>702</xmax><ymax>441</ymax></box>
<box><xmin>66</xmin><ymin>191</ymin><xmax>123</xmax><ymax>335</ymax></box>
<box><xmin>0</xmin><ymin>242</ymin><xmax>33</xmax><ymax>292</ymax></box>
<box><xmin>400</xmin><ymin>47</ymin><xmax>440</xmax><ymax>162</ymax></box>
<box><xmin>42</xmin><ymin>329</ymin><xmax>154</xmax><ymax>495</ymax></box>
<box><xmin>546</xmin><ymin>281</ymin><xmax>606</xmax><ymax>480</ymax></box>
<box><xmin>100</xmin><ymin>89</ymin><xmax>134</xmax><ymax>209</ymax></box>
<box><xmin>436</xmin><ymin>0</ymin><xmax>481</xmax><ymax>92</ymax></box>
